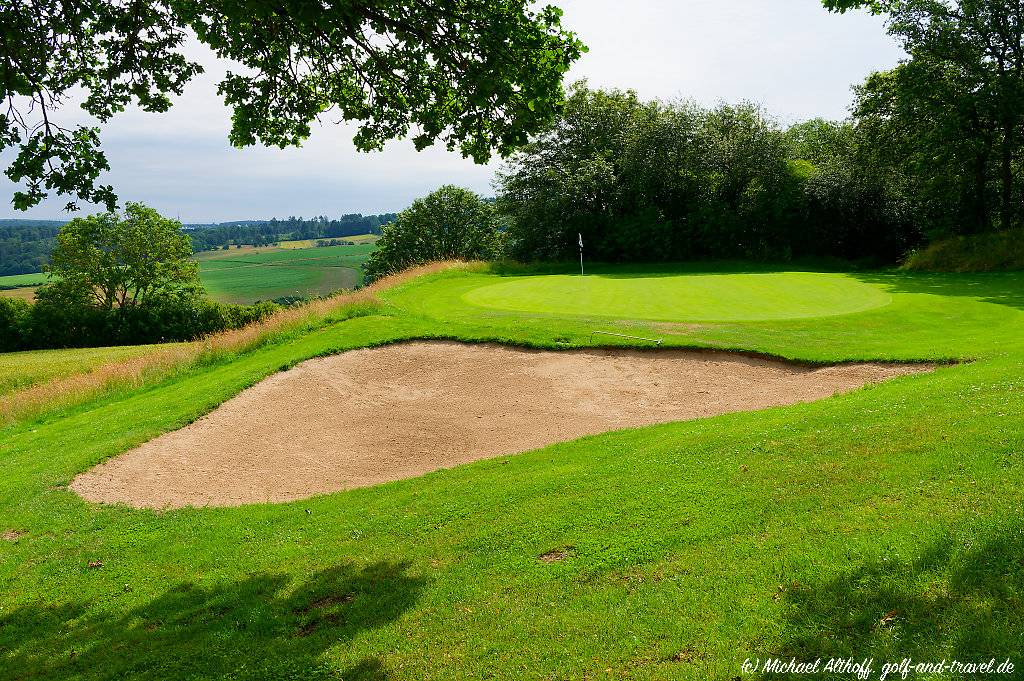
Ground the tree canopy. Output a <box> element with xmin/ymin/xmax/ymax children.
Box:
<box><xmin>832</xmin><ymin>0</ymin><xmax>1024</xmax><ymax>237</ymax></box>
<box><xmin>0</xmin><ymin>1</ymin><xmax>585</xmax><ymax>211</ymax></box>
<box><xmin>495</xmin><ymin>84</ymin><xmax>919</xmax><ymax>264</ymax></box>
<box><xmin>363</xmin><ymin>185</ymin><xmax>503</xmax><ymax>281</ymax></box>
<box><xmin>43</xmin><ymin>202</ymin><xmax>200</xmax><ymax>311</ymax></box>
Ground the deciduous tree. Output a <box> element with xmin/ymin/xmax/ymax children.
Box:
<box><xmin>363</xmin><ymin>186</ymin><xmax>502</xmax><ymax>281</ymax></box>
<box><xmin>42</xmin><ymin>202</ymin><xmax>200</xmax><ymax>311</ymax></box>
<box><xmin>1</xmin><ymin>1</ymin><xmax>584</xmax><ymax>210</ymax></box>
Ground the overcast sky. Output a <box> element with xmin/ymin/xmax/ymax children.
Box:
<box><xmin>1</xmin><ymin>1</ymin><xmax>904</xmax><ymax>222</ymax></box>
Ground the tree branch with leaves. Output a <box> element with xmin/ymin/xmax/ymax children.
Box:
<box><xmin>0</xmin><ymin>0</ymin><xmax>585</xmax><ymax>211</ymax></box>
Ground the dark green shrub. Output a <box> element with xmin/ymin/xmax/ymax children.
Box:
<box><xmin>904</xmin><ymin>229</ymin><xmax>1024</xmax><ymax>272</ymax></box>
<box><xmin>0</xmin><ymin>298</ymin><xmax>31</xmax><ymax>351</ymax></box>
<box><xmin>364</xmin><ymin>186</ymin><xmax>504</xmax><ymax>282</ymax></box>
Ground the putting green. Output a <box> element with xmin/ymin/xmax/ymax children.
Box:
<box><xmin>461</xmin><ymin>272</ymin><xmax>893</xmax><ymax>321</ymax></box>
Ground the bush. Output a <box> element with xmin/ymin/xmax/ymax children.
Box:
<box><xmin>17</xmin><ymin>292</ymin><xmax>279</xmax><ymax>350</ymax></box>
<box><xmin>904</xmin><ymin>229</ymin><xmax>1024</xmax><ymax>272</ymax></box>
<box><xmin>5</xmin><ymin>203</ymin><xmax>283</xmax><ymax>351</ymax></box>
<box><xmin>0</xmin><ymin>298</ymin><xmax>31</xmax><ymax>351</ymax></box>
<box><xmin>364</xmin><ymin>186</ymin><xmax>504</xmax><ymax>282</ymax></box>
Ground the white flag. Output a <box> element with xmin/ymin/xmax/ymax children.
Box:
<box><xmin>578</xmin><ymin>233</ymin><xmax>583</xmax><ymax>249</ymax></box>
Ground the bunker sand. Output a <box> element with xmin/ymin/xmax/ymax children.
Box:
<box><xmin>71</xmin><ymin>342</ymin><xmax>931</xmax><ymax>509</ymax></box>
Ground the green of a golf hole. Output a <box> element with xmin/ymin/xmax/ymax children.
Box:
<box><xmin>462</xmin><ymin>272</ymin><xmax>892</xmax><ymax>322</ymax></box>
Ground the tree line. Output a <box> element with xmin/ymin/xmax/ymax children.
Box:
<box><xmin>0</xmin><ymin>213</ymin><xmax>400</xmax><ymax>274</ymax></box>
<box><xmin>496</xmin><ymin>86</ymin><xmax>918</xmax><ymax>264</ymax></box>
<box><xmin>368</xmin><ymin>1</ymin><xmax>1024</xmax><ymax>277</ymax></box>
<box><xmin>186</xmin><ymin>213</ymin><xmax>397</xmax><ymax>251</ymax></box>
<box><xmin>0</xmin><ymin>222</ymin><xmax>62</xmax><ymax>276</ymax></box>
<box><xmin>364</xmin><ymin>89</ymin><xmax>918</xmax><ymax>279</ymax></box>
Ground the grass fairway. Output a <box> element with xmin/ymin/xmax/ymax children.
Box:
<box><xmin>463</xmin><ymin>271</ymin><xmax>892</xmax><ymax>321</ymax></box>
<box><xmin>197</xmin><ymin>243</ymin><xmax>376</xmax><ymax>303</ymax></box>
<box><xmin>1</xmin><ymin>264</ymin><xmax>1023</xmax><ymax>679</ymax></box>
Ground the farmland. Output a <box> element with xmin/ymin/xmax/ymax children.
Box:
<box><xmin>0</xmin><ymin>238</ymin><xmax>379</xmax><ymax>305</ymax></box>
<box><xmin>196</xmin><ymin>241</ymin><xmax>377</xmax><ymax>304</ymax></box>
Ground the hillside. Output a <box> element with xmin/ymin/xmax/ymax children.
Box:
<box><xmin>0</xmin><ymin>214</ymin><xmax>396</xmax><ymax>277</ymax></box>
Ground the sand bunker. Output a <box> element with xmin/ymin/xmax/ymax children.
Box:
<box><xmin>71</xmin><ymin>341</ymin><xmax>930</xmax><ymax>509</ymax></box>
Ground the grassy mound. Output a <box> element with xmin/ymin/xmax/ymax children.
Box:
<box><xmin>461</xmin><ymin>271</ymin><xmax>891</xmax><ymax>322</ymax></box>
<box><xmin>904</xmin><ymin>229</ymin><xmax>1024</xmax><ymax>272</ymax></box>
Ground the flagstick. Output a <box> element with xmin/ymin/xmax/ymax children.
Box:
<box><xmin>578</xmin><ymin>232</ymin><xmax>584</xmax><ymax>276</ymax></box>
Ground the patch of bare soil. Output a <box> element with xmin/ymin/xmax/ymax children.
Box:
<box><xmin>70</xmin><ymin>341</ymin><xmax>930</xmax><ymax>509</ymax></box>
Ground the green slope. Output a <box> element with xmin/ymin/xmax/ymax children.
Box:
<box><xmin>1</xmin><ymin>264</ymin><xmax>1023</xmax><ymax>679</ymax></box>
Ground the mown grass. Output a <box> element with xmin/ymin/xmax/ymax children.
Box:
<box><xmin>1</xmin><ymin>263</ymin><xmax>1023</xmax><ymax>679</ymax></box>
<box><xmin>460</xmin><ymin>271</ymin><xmax>892</xmax><ymax>322</ymax></box>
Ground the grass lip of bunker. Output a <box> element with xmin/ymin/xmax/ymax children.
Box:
<box><xmin>69</xmin><ymin>341</ymin><xmax>932</xmax><ymax>510</ymax></box>
<box><xmin>460</xmin><ymin>271</ymin><xmax>894</xmax><ymax>322</ymax></box>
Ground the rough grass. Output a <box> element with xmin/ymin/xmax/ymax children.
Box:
<box><xmin>0</xmin><ymin>263</ymin><xmax>458</xmax><ymax>424</ymax></box>
<box><xmin>904</xmin><ymin>228</ymin><xmax>1024</xmax><ymax>272</ymax></box>
<box><xmin>1</xmin><ymin>262</ymin><xmax>1023</xmax><ymax>679</ymax></box>
<box><xmin>0</xmin><ymin>345</ymin><xmax>168</xmax><ymax>396</ymax></box>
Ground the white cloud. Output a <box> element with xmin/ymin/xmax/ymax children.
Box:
<box><xmin>1</xmin><ymin>1</ymin><xmax>902</xmax><ymax>222</ymax></box>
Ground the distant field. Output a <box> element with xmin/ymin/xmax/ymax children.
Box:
<box><xmin>0</xmin><ymin>237</ymin><xmax>379</xmax><ymax>306</ymax></box>
<box><xmin>0</xmin><ymin>273</ymin><xmax>46</xmax><ymax>302</ymax></box>
<box><xmin>198</xmin><ymin>242</ymin><xmax>377</xmax><ymax>303</ymax></box>
<box><xmin>0</xmin><ymin>272</ymin><xmax>47</xmax><ymax>289</ymax></box>
<box><xmin>278</xmin><ymin>233</ymin><xmax>380</xmax><ymax>249</ymax></box>
<box><xmin>0</xmin><ymin>286</ymin><xmax>38</xmax><ymax>302</ymax></box>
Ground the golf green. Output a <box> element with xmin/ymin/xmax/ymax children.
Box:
<box><xmin>461</xmin><ymin>272</ymin><xmax>893</xmax><ymax>321</ymax></box>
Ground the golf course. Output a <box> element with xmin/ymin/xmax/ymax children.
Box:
<box><xmin>2</xmin><ymin>263</ymin><xmax>1022</xmax><ymax>679</ymax></box>
<box><xmin>4</xmin><ymin>0</ymin><xmax>1024</xmax><ymax>678</ymax></box>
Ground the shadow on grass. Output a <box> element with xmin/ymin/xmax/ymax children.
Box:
<box><xmin>849</xmin><ymin>271</ymin><xmax>1024</xmax><ymax>312</ymax></box>
<box><xmin>487</xmin><ymin>260</ymin><xmax>872</xmax><ymax>278</ymax></box>
<box><xmin>0</xmin><ymin>560</ymin><xmax>424</xmax><ymax>680</ymax></box>
<box><xmin>769</xmin><ymin>523</ymin><xmax>1024</xmax><ymax>674</ymax></box>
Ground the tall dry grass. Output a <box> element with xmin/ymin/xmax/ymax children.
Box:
<box><xmin>0</xmin><ymin>262</ymin><xmax>461</xmax><ymax>425</ymax></box>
